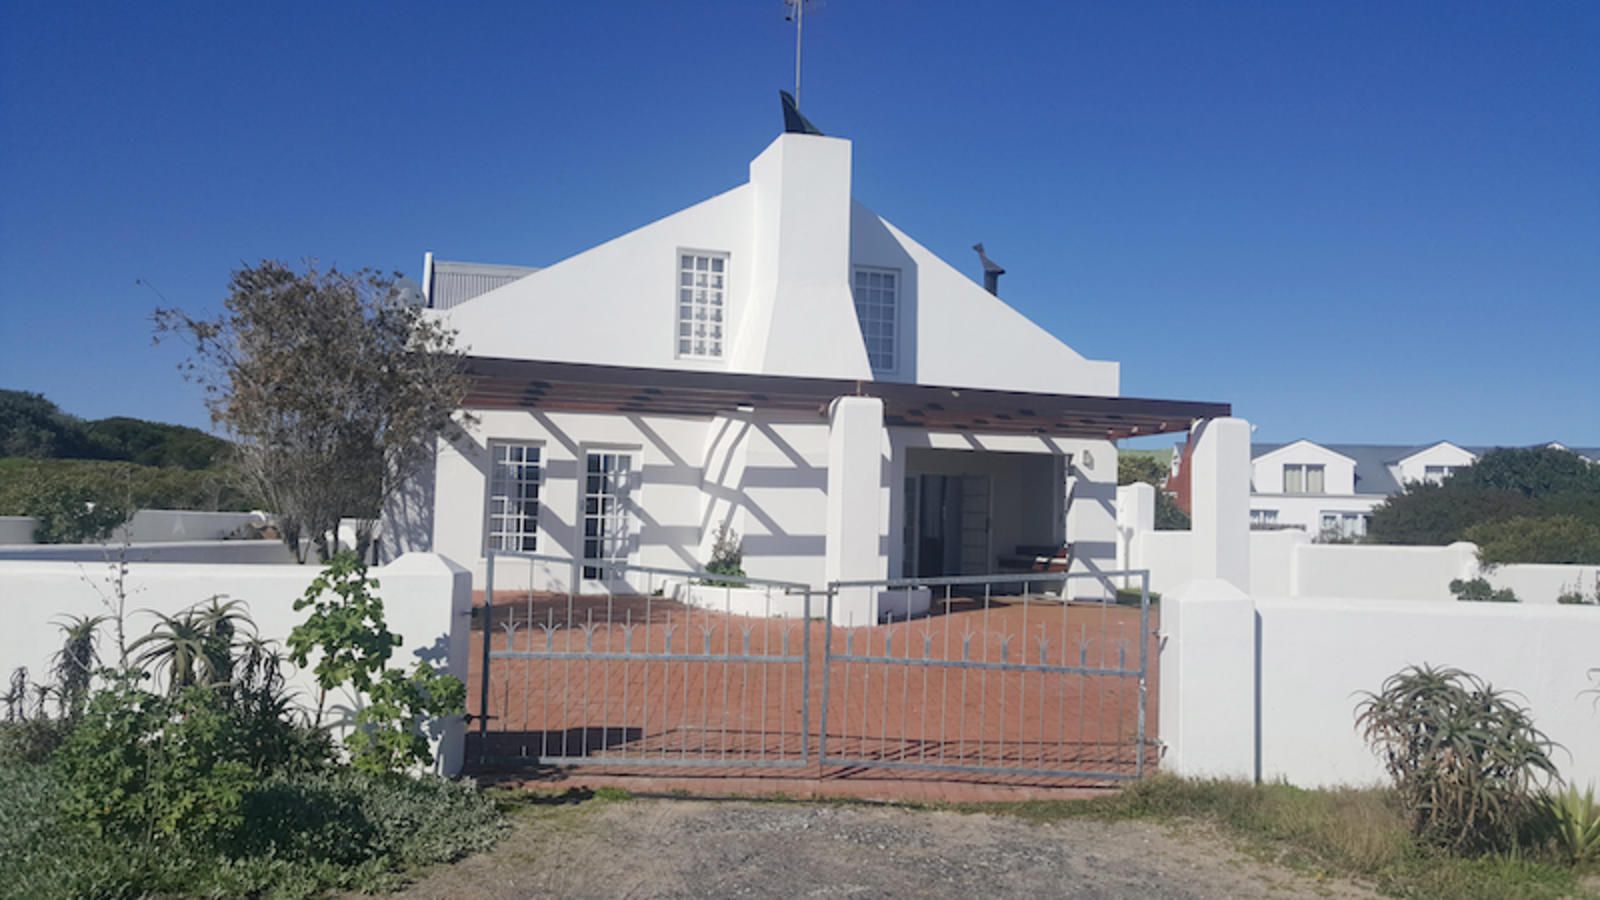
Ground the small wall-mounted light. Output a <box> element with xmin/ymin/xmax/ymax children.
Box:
<box><xmin>1082</xmin><ymin>449</ymin><xmax>1095</xmax><ymax>469</ymax></box>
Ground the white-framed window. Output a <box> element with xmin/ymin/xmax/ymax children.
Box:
<box><xmin>486</xmin><ymin>441</ymin><xmax>541</xmax><ymax>553</ymax></box>
<box><xmin>1319</xmin><ymin>511</ymin><xmax>1369</xmax><ymax>539</ymax></box>
<box><xmin>676</xmin><ymin>251</ymin><xmax>727</xmax><ymax>359</ymax></box>
<box><xmin>582</xmin><ymin>450</ymin><xmax>634</xmax><ymax>579</ymax></box>
<box><xmin>1251</xmin><ymin>509</ymin><xmax>1280</xmax><ymax>528</ymax></box>
<box><xmin>1283</xmin><ymin>463</ymin><xmax>1325</xmax><ymax>494</ymax></box>
<box><xmin>1423</xmin><ymin>465</ymin><xmax>1457</xmax><ymax>485</ymax></box>
<box><xmin>851</xmin><ymin>266</ymin><xmax>898</xmax><ymax>372</ymax></box>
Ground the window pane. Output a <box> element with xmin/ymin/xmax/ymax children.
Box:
<box><xmin>486</xmin><ymin>441</ymin><xmax>539</xmax><ymax>553</ymax></box>
<box><xmin>677</xmin><ymin>252</ymin><xmax>728</xmax><ymax>358</ymax></box>
<box><xmin>1307</xmin><ymin>466</ymin><xmax>1325</xmax><ymax>493</ymax></box>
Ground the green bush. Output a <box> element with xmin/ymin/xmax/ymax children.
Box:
<box><xmin>1466</xmin><ymin>515</ymin><xmax>1600</xmax><ymax>567</ymax></box>
<box><xmin>1449</xmin><ymin>577</ymin><xmax>1519</xmax><ymax>603</ymax></box>
<box><xmin>0</xmin><ymin>762</ymin><xmax>502</xmax><ymax>899</ymax></box>
<box><xmin>21</xmin><ymin>479</ymin><xmax>130</xmax><ymax>544</ymax></box>
<box><xmin>0</xmin><ymin>458</ymin><xmax>260</xmax><ymax>520</ymax></box>
<box><xmin>289</xmin><ymin>552</ymin><xmax>465</xmax><ymax>773</ymax></box>
<box><xmin>1355</xmin><ymin>665</ymin><xmax>1559</xmax><ymax>853</ymax></box>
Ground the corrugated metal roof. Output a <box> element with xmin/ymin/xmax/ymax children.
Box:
<box><xmin>427</xmin><ymin>260</ymin><xmax>538</xmax><ymax>310</ymax></box>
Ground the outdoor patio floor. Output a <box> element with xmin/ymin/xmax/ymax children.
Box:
<box><xmin>466</xmin><ymin>590</ymin><xmax>1159</xmax><ymax>799</ymax></box>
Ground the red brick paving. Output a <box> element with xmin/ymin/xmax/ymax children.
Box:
<box><xmin>466</xmin><ymin>590</ymin><xmax>1159</xmax><ymax>801</ymax></box>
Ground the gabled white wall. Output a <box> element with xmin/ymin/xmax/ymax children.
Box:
<box><xmin>438</xmin><ymin>185</ymin><xmax>755</xmax><ymax>370</ymax></box>
<box><xmin>849</xmin><ymin>203</ymin><xmax>1119</xmax><ymax>396</ymax></box>
<box><xmin>1251</xmin><ymin>440</ymin><xmax>1357</xmax><ymax>495</ymax></box>
<box><xmin>435</xmin><ymin>132</ymin><xmax>1118</xmax><ymax>396</ymax></box>
<box><xmin>1392</xmin><ymin>441</ymin><xmax>1476</xmax><ymax>486</ymax></box>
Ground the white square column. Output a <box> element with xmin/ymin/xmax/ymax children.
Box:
<box><xmin>825</xmin><ymin>396</ymin><xmax>887</xmax><ymax>625</ymax></box>
<box><xmin>1189</xmin><ymin>416</ymin><xmax>1252</xmax><ymax>593</ymax></box>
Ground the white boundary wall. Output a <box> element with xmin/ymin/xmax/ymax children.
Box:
<box><xmin>1256</xmin><ymin>596</ymin><xmax>1600</xmax><ymax>788</ymax></box>
<box><xmin>0</xmin><ymin>540</ymin><xmax>294</xmax><ymax>564</ymax></box>
<box><xmin>0</xmin><ymin>553</ymin><xmax>471</xmax><ymax>775</ymax></box>
<box><xmin>0</xmin><ymin>510</ymin><xmax>269</xmax><ymax>546</ymax></box>
<box><xmin>1156</xmin><ymin>417</ymin><xmax>1600</xmax><ymax>789</ymax></box>
<box><xmin>1115</xmin><ymin>489</ymin><xmax>1591</xmax><ymax>606</ymax></box>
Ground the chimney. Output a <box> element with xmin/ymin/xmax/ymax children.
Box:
<box><xmin>973</xmin><ymin>243</ymin><xmax>1005</xmax><ymax>295</ymax></box>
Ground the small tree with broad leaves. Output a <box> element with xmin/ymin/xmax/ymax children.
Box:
<box><xmin>155</xmin><ymin>260</ymin><xmax>472</xmax><ymax>562</ymax></box>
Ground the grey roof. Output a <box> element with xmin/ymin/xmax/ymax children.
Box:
<box><xmin>1251</xmin><ymin>441</ymin><xmax>1600</xmax><ymax>496</ymax></box>
<box><xmin>426</xmin><ymin>260</ymin><xmax>538</xmax><ymax>310</ymax></box>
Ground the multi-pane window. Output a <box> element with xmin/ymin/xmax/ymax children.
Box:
<box><xmin>1251</xmin><ymin>509</ymin><xmax>1280</xmax><ymax>528</ymax></box>
<box><xmin>1283</xmin><ymin>463</ymin><xmax>1325</xmax><ymax>494</ymax></box>
<box><xmin>851</xmin><ymin>267</ymin><xmax>898</xmax><ymax>372</ymax></box>
<box><xmin>677</xmin><ymin>252</ymin><xmax>727</xmax><ymax>359</ymax></box>
<box><xmin>1320</xmin><ymin>511</ymin><xmax>1369</xmax><ymax>540</ymax></box>
<box><xmin>486</xmin><ymin>442</ymin><xmax>540</xmax><ymax>552</ymax></box>
<box><xmin>582</xmin><ymin>451</ymin><xmax>634</xmax><ymax>579</ymax></box>
<box><xmin>1423</xmin><ymin>465</ymin><xmax>1457</xmax><ymax>485</ymax></box>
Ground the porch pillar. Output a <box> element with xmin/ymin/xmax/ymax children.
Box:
<box><xmin>825</xmin><ymin>396</ymin><xmax>887</xmax><ymax>624</ymax></box>
<box><xmin>1189</xmin><ymin>416</ymin><xmax>1252</xmax><ymax>593</ymax></box>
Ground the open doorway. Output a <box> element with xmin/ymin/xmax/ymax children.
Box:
<box><xmin>903</xmin><ymin>474</ymin><xmax>990</xmax><ymax>578</ymax></box>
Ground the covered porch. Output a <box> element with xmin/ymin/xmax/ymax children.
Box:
<box><xmin>460</xmin><ymin>355</ymin><xmax>1228</xmax><ymax>621</ymax></box>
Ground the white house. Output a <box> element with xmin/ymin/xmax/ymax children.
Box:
<box><xmin>383</xmin><ymin>104</ymin><xmax>1228</xmax><ymax>622</ymax></box>
<box><xmin>1245</xmin><ymin>439</ymin><xmax>1600</xmax><ymax>539</ymax></box>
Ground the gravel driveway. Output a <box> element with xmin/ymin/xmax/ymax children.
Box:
<box><xmin>392</xmin><ymin>797</ymin><xmax>1375</xmax><ymax>899</ymax></box>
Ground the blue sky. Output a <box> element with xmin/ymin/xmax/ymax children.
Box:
<box><xmin>2</xmin><ymin>1</ymin><xmax>1595</xmax><ymax>446</ymax></box>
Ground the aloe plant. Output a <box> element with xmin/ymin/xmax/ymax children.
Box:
<box><xmin>1355</xmin><ymin>664</ymin><xmax>1559</xmax><ymax>853</ymax></box>
<box><xmin>1539</xmin><ymin>784</ymin><xmax>1600</xmax><ymax>863</ymax></box>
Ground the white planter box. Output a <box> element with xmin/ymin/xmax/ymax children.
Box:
<box><xmin>668</xmin><ymin>579</ymin><xmax>814</xmax><ymax>619</ymax></box>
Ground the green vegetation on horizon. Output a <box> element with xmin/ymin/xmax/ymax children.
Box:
<box><xmin>0</xmin><ymin>388</ymin><xmax>227</xmax><ymax>469</ymax></box>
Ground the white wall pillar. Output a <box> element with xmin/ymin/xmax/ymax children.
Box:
<box><xmin>1158</xmin><ymin>577</ymin><xmax>1257</xmax><ymax>780</ymax></box>
<box><xmin>1116</xmin><ymin>482</ymin><xmax>1156</xmax><ymax>587</ymax></box>
<box><xmin>1065</xmin><ymin>441</ymin><xmax>1118</xmax><ymax>599</ymax></box>
<box><xmin>1190</xmin><ymin>417</ymin><xmax>1252</xmax><ymax>593</ymax></box>
<box><xmin>378</xmin><ymin>552</ymin><xmax>474</xmax><ymax>777</ymax></box>
<box><xmin>825</xmin><ymin>396</ymin><xmax>887</xmax><ymax>624</ymax></box>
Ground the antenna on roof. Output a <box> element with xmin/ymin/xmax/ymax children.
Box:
<box><xmin>783</xmin><ymin>0</ymin><xmax>814</xmax><ymax>110</ymax></box>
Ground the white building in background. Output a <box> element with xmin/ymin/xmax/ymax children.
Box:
<box><xmin>1246</xmin><ymin>439</ymin><xmax>1600</xmax><ymax>539</ymax></box>
<box><xmin>382</xmin><ymin>100</ymin><xmax>1227</xmax><ymax>622</ymax></box>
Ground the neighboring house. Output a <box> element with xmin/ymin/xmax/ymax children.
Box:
<box><xmin>1243</xmin><ymin>440</ymin><xmax>1600</xmax><ymax>539</ymax></box>
<box><xmin>383</xmin><ymin>103</ymin><xmax>1227</xmax><ymax>619</ymax></box>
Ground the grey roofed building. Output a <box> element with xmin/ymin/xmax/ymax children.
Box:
<box><xmin>1250</xmin><ymin>441</ymin><xmax>1600</xmax><ymax>496</ymax></box>
<box><xmin>423</xmin><ymin>256</ymin><xmax>539</xmax><ymax>310</ymax></box>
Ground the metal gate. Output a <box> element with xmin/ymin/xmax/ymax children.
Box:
<box><xmin>471</xmin><ymin>552</ymin><xmax>1154</xmax><ymax>782</ymax></box>
<box><xmin>473</xmin><ymin>550</ymin><xmax>816</xmax><ymax>769</ymax></box>
<box><xmin>818</xmin><ymin>571</ymin><xmax>1154</xmax><ymax>781</ymax></box>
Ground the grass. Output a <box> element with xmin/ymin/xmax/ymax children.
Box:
<box><xmin>0</xmin><ymin>762</ymin><xmax>506</xmax><ymax>900</ymax></box>
<box><xmin>968</xmin><ymin>775</ymin><xmax>1596</xmax><ymax>899</ymax></box>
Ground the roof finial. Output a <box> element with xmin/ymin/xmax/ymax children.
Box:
<box><xmin>780</xmin><ymin>90</ymin><xmax>824</xmax><ymax>135</ymax></box>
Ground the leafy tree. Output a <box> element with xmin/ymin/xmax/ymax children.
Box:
<box><xmin>1458</xmin><ymin>447</ymin><xmax>1600</xmax><ymax>499</ymax></box>
<box><xmin>156</xmin><ymin>261</ymin><xmax>471</xmax><ymax>562</ymax></box>
<box><xmin>1368</xmin><ymin>448</ymin><xmax>1600</xmax><ymax>558</ymax></box>
<box><xmin>1367</xmin><ymin>481</ymin><xmax>1535</xmax><ymax>545</ymax></box>
<box><xmin>1117</xmin><ymin>451</ymin><xmax>1190</xmax><ymax>530</ymax></box>
<box><xmin>1466</xmin><ymin>515</ymin><xmax>1600</xmax><ymax>567</ymax></box>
